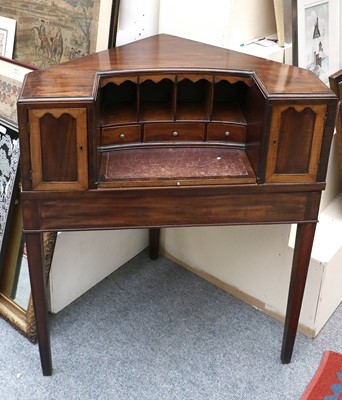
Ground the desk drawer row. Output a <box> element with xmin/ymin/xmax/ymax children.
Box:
<box><xmin>100</xmin><ymin>122</ymin><xmax>246</xmax><ymax>146</ymax></box>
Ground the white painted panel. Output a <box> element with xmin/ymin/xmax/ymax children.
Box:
<box><xmin>49</xmin><ymin>230</ymin><xmax>149</xmax><ymax>313</ymax></box>
<box><xmin>159</xmin><ymin>0</ymin><xmax>233</xmax><ymax>47</ymax></box>
<box><xmin>116</xmin><ymin>0</ymin><xmax>160</xmax><ymax>45</ymax></box>
<box><xmin>159</xmin><ymin>0</ymin><xmax>276</xmax><ymax>49</ymax></box>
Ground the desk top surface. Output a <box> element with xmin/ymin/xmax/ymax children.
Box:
<box><xmin>19</xmin><ymin>34</ymin><xmax>334</xmax><ymax>101</ymax></box>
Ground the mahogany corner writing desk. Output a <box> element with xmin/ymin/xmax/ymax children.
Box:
<box><xmin>17</xmin><ymin>35</ymin><xmax>337</xmax><ymax>375</ymax></box>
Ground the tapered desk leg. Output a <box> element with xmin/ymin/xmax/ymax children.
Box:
<box><xmin>281</xmin><ymin>222</ymin><xmax>316</xmax><ymax>364</ymax></box>
<box><xmin>149</xmin><ymin>228</ymin><xmax>160</xmax><ymax>260</ymax></box>
<box><xmin>26</xmin><ymin>232</ymin><xmax>52</xmax><ymax>376</ymax></box>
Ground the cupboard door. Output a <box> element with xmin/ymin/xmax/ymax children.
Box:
<box><xmin>265</xmin><ymin>104</ymin><xmax>327</xmax><ymax>183</ymax></box>
<box><xmin>29</xmin><ymin>108</ymin><xmax>88</xmax><ymax>190</ymax></box>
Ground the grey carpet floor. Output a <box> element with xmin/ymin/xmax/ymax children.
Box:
<box><xmin>1</xmin><ymin>249</ymin><xmax>341</xmax><ymax>400</ymax></box>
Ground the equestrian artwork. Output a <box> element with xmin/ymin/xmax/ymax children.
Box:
<box><xmin>0</xmin><ymin>0</ymin><xmax>101</xmax><ymax>68</ymax></box>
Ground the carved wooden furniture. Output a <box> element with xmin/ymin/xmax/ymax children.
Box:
<box><xmin>17</xmin><ymin>34</ymin><xmax>337</xmax><ymax>375</ymax></box>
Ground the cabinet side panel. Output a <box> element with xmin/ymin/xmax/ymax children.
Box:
<box><xmin>17</xmin><ymin>103</ymin><xmax>32</xmax><ymax>191</ymax></box>
<box><xmin>243</xmin><ymin>83</ymin><xmax>265</xmax><ymax>177</ymax></box>
<box><xmin>317</xmin><ymin>101</ymin><xmax>338</xmax><ymax>182</ymax></box>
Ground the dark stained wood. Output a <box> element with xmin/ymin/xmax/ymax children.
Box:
<box><xmin>21</xmin><ymin>188</ymin><xmax>322</xmax><ymax>232</ymax></box>
<box><xmin>265</xmin><ymin>103</ymin><xmax>328</xmax><ymax>184</ymax></box>
<box><xmin>149</xmin><ymin>228</ymin><xmax>160</xmax><ymax>260</ymax></box>
<box><xmin>17</xmin><ymin>34</ymin><xmax>338</xmax><ymax>376</ymax></box>
<box><xmin>40</xmin><ymin>113</ymin><xmax>78</xmax><ymax>182</ymax></box>
<box><xmin>28</xmin><ymin>108</ymin><xmax>88</xmax><ymax>191</ymax></box>
<box><xmin>275</xmin><ymin>107</ymin><xmax>315</xmax><ymax>174</ymax></box>
<box><xmin>25</xmin><ymin>233</ymin><xmax>52</xmax><ymax>376</ymax></box>
<box><xmin>281</xmin><ymin>222</ymin><xmax>317</xmax><ymax>363</ymax></box>
<box><xmin>101</xmin><ymin>124</ymin><xmax>141</xmax><ymax>146</ymax></box>
<box><xmin>143</xmin><ymin>123</ymin><xmax>205</xmax><ymax>142</ymax></box>
<box><xmin>207</xmin><ymin>123</ymin><xmax>246</xmax><ymax>143</ymax></box>
<box><xmin>19</xmin><ymin>35</ymin><xmax>333</xmax><ymax>100</ymax></box>
<box><xmin>316</xmin><ymin>100</ymin><xmax>338</xmax><ymax>182</ymax></box>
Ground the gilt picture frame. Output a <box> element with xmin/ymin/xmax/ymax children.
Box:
<box><xmin>295</xmin><ymin>0</ymin><xmax>340</xmax><ymax>83</ymax></box>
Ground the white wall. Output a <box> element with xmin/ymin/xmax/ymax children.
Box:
<box><xmin>159</xmin><ymin>0</ymin><xmax>276</xmax><ymax>49</ymax></box>
<box><xmin>116</xmin><ymin>0</ymin><xmax>160</xmax><ymax>45</ymax></box>
<box><xmin>49</xmin><ymin>230</ymin><xmax>148</xmax><ymax>313</ymax></box>
<box><xmin>159</xmin><ymin>0</ymin><xmax>233</xmax><ymax>48</ymax></box>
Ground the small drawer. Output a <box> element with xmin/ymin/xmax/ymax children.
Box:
<box><xmin>207</xmin><ymin>123</ymin><xmax>246</xmax><ymax>143</ymax></box>
<box><xmin>144</xmin><ymin>123</ymin><xmax>205</xmax><ymax>142</ymax></box>
<box><xmin>101</xmin><ymin>125</ymin><xmax>141</xmax><ymax>146</ymax></box>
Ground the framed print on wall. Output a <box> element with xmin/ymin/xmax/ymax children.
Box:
<box><xmin>296</xmin><ymin>0</ymin><xmax>340</xmax><ymax>83</ymax></box>
<box><xmin>0</xmin><ymin>0</ymin><xmax>120</xmax><ymax>68</ymax></box>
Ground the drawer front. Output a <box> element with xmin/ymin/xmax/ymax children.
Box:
<box><xmin>207</xmin><ymin>123</ymin><xmax>246</xmax><ymax>142</ymax></box>
<box><xmin>102</xmin><ymin>125</ymin><xmax>141</xmax><ymax>146</ymax></box>
<box><xmin>144</xmin><ymin>123</ymin><xmax>205</xmax><ymax>142</ymax></box>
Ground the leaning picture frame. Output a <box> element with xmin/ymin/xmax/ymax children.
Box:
<box><xmin>0</xmin><ymin>56</ymin><xmax>35</xmax><ymax>272</ymax></box>
<box><xmin>0</xmin><ymin>2</ymin><xmax>121</xmax><ymax>342</ymax></box>
<box><xmin>295</xmin><ymin>0</ymin><xmax>340</xmax><ymax>83</ymax></box>
<box><xmin>0</xmin><ymin>16</ymin><xmax>16</xmax><ymax>58</ymax></box>
<box><xmin>0</xmin><ymin>57</ymin><xmax>36</xmax><ymax>340</ymax></box>
<box><xmin>0</xmin><ymin>57</ymin><xmax>34</xmax><ymax>131</ymax></box>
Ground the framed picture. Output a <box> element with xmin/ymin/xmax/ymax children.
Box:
<box><xmin>0</xmin><ymin>0</ymin><xmax>120</xmax><ymax>68</ymax></box>
<box><xmin>0</xmin><ymin>57</ymin><xmax>34</xmax><ymax>131</ymax></box>
<box><xmin>0</xmin><ymin>57</ymin><xmax>35</xmax><ymax>340</ymax></box>
<box><xmin>0</xmin><ymin>16</ymin><xmax>16</xmax><ymax>58</ymax></box>
<box><xmin>295</xmin><ymin>0</ymin><xmax>340</xmax><ymax>83</ymax></box>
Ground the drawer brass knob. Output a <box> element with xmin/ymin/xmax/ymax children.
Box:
<box><xmin>119</xmin><ymin>133</ymin><xmax>125</xmax><ymax>139</ymax></box>
<box><xmin>225</xmin><ymin>131</ymin><xmax>230</xmax><ymax>137</ymax></box>
<box><xmin>172</xmin><ymin>131</ymin><xmax>179</xmax><ymax>137</ymax></box>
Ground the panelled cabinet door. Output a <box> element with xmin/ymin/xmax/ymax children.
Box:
<box><xmin>265</xmin><ymin>104</ymin><xmax>327</xmax><ymax>183</ymax></box>
<box><xmin>29</xmin><ymin>108</ymin><xmax>88</xmax><ymax>190</ymax></box>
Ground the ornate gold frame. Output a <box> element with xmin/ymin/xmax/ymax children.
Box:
<box><xmin>0</xmin><ymin>293</ymin><xmax>36</xmax><ymax>342</ymax></box>
<box><xmin>0</xmin><ymin>232</ymin><xmax>56</xmax><ymax>343</ymax></box>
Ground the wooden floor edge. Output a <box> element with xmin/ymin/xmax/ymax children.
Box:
<box><xmin>162</xmin><ymin>249</ymin><xmax>316</xmax><ymax>338</ymax></box>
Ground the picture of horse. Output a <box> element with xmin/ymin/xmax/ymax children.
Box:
<box><xmin>0</xmin><ymin>0</ymin><xmax>102</xmax><ymax>68</ymax></box>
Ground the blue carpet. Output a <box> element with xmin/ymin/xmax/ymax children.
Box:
<box><xmin>0</xmin><ymin>250</ymin><xmax>342</xmax><ymax>399</ymax></box>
